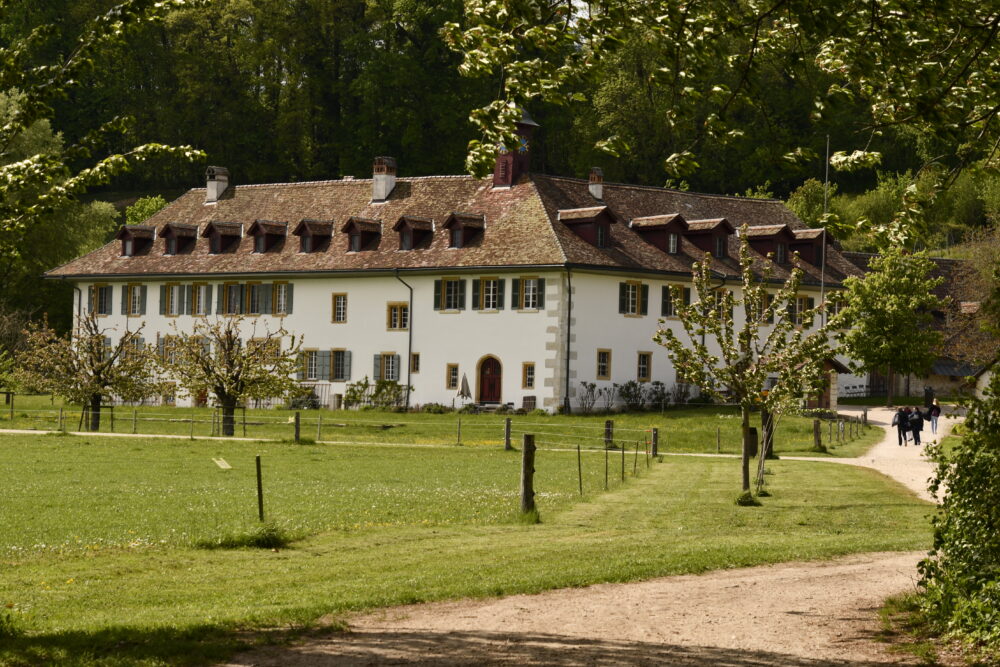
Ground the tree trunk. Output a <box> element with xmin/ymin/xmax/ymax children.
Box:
<box><xmin>89</xmin><ymin>394</ymin><xmax>102</xmax><ymax>432</ymax></box>
<box><xmin>741</xmin><ymin>406</ymin><xmax>751</xmax><ymax>492</ymax></box>
<box><xmin>886</xmin><ymin>364</ymin><xmax>894</xmax><ymax>408</ymax></box>
<box><xmin>221</xmin><ymin>398</ymin><xmax>236</xmax><ymax>437</ymax></box>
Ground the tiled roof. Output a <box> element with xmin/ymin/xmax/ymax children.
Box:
<box><xmin>744</xmin><ymin>224</ymin><xmax>790</xmax><ymax>237</ymax></box>
<box><xmin>630</xmin><ymin>214</ymin><xmax>685</xmax><ymax>229</ymax></box>
<box><xmin>793</xmin><ymin>228</ymin><xmax>825</xmax><ymax>240</ymax></box>
<box><xmin>342</xmin><ymin>217</ymin><xmax>382</xmax><ymax>234</ymax></box>
<box><xmin>115</xmin><ymin>225</ymin><xmax>155</xmax><ymax>240</ymax></box>
<box><xmin>247</xmin><ymin>220</ymin><xmax>288</xmax><ymax>236</ymax></box>
<box><xmin>47</xmin><ymin>172</ymin><xmax>864</xmax><ymax>286</ymax></box>
<box><xmin>161</xmin><ymin>222</ymin><xmax>198</xmax><ymax>238</ymax></box>
<box><xmin>394</xmin><ymin>215</ymin><xmax>434</xmax><ymax>231</ymax></box>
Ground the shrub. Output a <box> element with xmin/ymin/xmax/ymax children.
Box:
<box><xmin>647</xmin><ymin>381</ymin><xmax>669</xmax><ymax>408</ymax></box>
<box><xmin>0</xmin><ymin>607</ymin><xmax>22</xmax><ymax>638</ymax></box>
<box><xmin>287</xmin><ymin>388</ymin><xmax>320</xmax><ymax>410</ymax></box>
<box><xmin>421</xmin><ymin>402</ymin><xmax>449</xmax><ymax>414</ymax></box>
<box><xmin>597</xmin><ymin>384</ymin><xmax>618</xmax><ymax>412</ymax></box>
<box><xmin>735</xmin><ymin>490</ymin><xmax>761</xmax><ymax>506</ymax></box>
<box><xmin>529</xmin><ymin>408</ymin><xmax>548</xmax><ymax>417</ymax></box>
<box><xmin>578</xmin><ymin>381</ymin><xmax>597</xmax><ymax>413</ymax></box>
<box><xmin>195</xmin><ymin>522</ymin><xmax>297</xmax><ymax>550</ymax></box>
<box><xmin>618</xmin><ymin>380</ymin><xmax>647</xmax><ymax>411</ymax></box>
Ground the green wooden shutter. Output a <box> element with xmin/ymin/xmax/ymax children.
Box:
<box><xmin>87</xmin><ymin>286</ymin><xmax>95</xmax><ymax>313</ymax></box>
<box><xmin>640</xmin><ymin>284</ymin><xmax>649</xmax><ymax>315</ymax></box>
<box><xmin>295</xmin><ymin>353</ymin><xmax>304</xmax><ymax>380</ymax></box>
<box><xmin>393</xmin><ymin>354</ymin><xmax>401</xmax><ymax>381</ymax></box>
<box><xmin>183</xmin><ymin>285</ymin><xmax>192</xmax><ymax>315</ymax></box>
<box><xmin>537</xmin><ymin>278</ymin><xmax>545</xmax><ymax>309</ymax></box>
<box><xmin>159</xmin><ymin>285</ymin><xmax>167</xmax><ymax>315</ymax></box>
<box><xmin>216</xmin><ymin>285</ymin><xmax>224</xmax><ymax>314</ymax></box>
<box><xmin>286</xmin><ymin>284</ymin><xmax>294</xmax><ymax>314</ymax></box>
<box><xmin>497</xmin><ymin>279</ymin><xmax>505</xmax><ymax>310</ymax></box>
<box><xmin>140</xmin><ymin>286</ymin><xmax>147</xmax><ymax>315</ymax></box>
<box><xmin>433</xmin><ymin>280</ymin><xmax>442</xmax><ymax>310</ymax></box>
<box><xmin>373</xmin><ymin>354</ymin><xmax>382</xmax><ymax>381</ymax></box>
<box><xmin>317</xmin><ymin>351</ymin><xmax>331</xmax><ymax>380</ymax></box>
<box><xmin>472</xmin><ymin>279</ymin><xmax>481</xmax><ymax>310</ymax></box>
<box><xmin>618</xmin><ymin>283</ymin><xmax>627</xmax><ymax>313</ymax></box>
<box><xmin>344</xmin><ymin>351</ymin><xmax>352</xmax><ymax>381</ymax></box>
<box><xmin>237</xmin><ymin>284</ymin><xmax>245</xmax><ymax>314</ymax></box>
<box><xmin>457</xmin><ymin>279</ymin><xmax>466</xmax><ymax>310</ymax></box>
<box><xmin>204</xmin><ymin>285</ymin><xmax>213</xmax><ymax>315</ymax></box>
<box><xmin>683</xmin><ymin>287</ymin><xmax>691</xmax><ymax>306</ymax></box>
<box><xmin>511</xmin><ymin>279</ymin><xmax>520</xmax><ymax>309</ymax></box>
<box><xmin>261</xmin><ymin>284</ymin><xmax>272</xmax><ymax>314</ymax></box>
<box><xmin>121</xmin><ymin>286</ymin><xmax>128</xmax><ymax>315</ymax></box>
<box><xmin>661</xmin><ymin>286</ymin><xmax>672</xmax><ymax>316</ymax></box>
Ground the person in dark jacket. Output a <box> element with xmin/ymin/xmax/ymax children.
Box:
<box><xmin>929</xmin><ymin>398</ymin><xmax>941</xmax><ymax>434</ymax></box>
<box><xmin>894</xmin><ymin>407</ymin><xmax>909</xmax><ymax>446</ymax></box>
<box><xmin>909</xmin><ymin>407</ymin><xmax>924</xmax><ymax>446</ymax></box>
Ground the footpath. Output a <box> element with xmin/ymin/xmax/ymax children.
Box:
<box><xmin>224</xmin><ymin>407</ymin><xmax>956</xmax><ymax>667</ymax></box>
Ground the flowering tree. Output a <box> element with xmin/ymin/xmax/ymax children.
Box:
<box><xmin>15</xmin><ymin>313</ymin><xmax>161</xmax><ymax>430</ymax></box>
<box><xmin>654</xmin><ymin>229</ymin><xmax>833</xmax><ymax>498</ymax></box>
<box><xmin>158</xmin><ymin>317</ymin><xmax>302</xmax><ymax>436</ymax></box>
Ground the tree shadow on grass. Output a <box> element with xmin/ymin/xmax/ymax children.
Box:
<box><xmin>227</xmin><ymin>628</ymin><xmax>902</xmax><ymax>666</ymax></box>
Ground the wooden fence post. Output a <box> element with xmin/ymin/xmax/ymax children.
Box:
<box><xmin>576</xmin><ymin>444</ymin><xmax>583</xmax><ymax>496</ymax></box>
<box><xmin>651</xmin><ymin>428</ymin><xmax>659</xmax><ymax>457</ymax></box>
<box><xmin>256</xmin><ymin>455</ymin><xmax>265</xmax><ymax>522</ymax></box>
<box><xmin>58</xmin><ymin>406</ymin><xmax>64</xmax><ymax>431</ymax></box>
<box><xmin>242</xmin><ymin>406</ymin><xmax>247</xmax><ymax>438</ymax></box>
<box><xmin>109</xmin><ymin>405</ymin><xmax>114</xmax><ymax>432</ymax></box>
<box><xmin>190</xmin><ymin>408</ymin><xmax>195</xmax><ymax>439</ymax></box>
<box><xmin>813</xmin><ymin>419</ymin><xmax>822</xmax><ymax>449</ymax></box>
<box><xmin>8</xmin><ymin>393</ymin><xmax>13</xmax><ymax>421</ymax></box>
<box><xmin>520</xmin><ymin>434</ymin><xmax>536</xmax><ymax>514</ymax></box>
<box><xmin>604</xmin><ymin>419</ymin><xmax>613</xmax><ymax>448</ymax></box>
<box><xmin>294</xmin><ymin>411</ymin><xmax>301</xmax><ymax>442</ymax></box>
<box><xmin>132</xmin><ymin>409</ymin><xmax>138</xmax><ymax>434</ymax></box>
<box><xmin>621</xmin><ymin>443</ymin><xmax>625</xmax><ymax>482</ymax></box>
<box><xmin>604</xmin><ymin>446</ymin><xmax>608</xmax><ymax>490</ymax></box>
<box><xmin>716</xmin><ymin>426</ymin><xmax>721</xmax><ymax>453</ymax></box>
<box><xmin>317</xmin><ymin>414</ymin><xmax>323</xmax><ymax>441</ymax></box>
<box><xmin>504</xmin><ymin>417</ymin><xmax>512</xmax><ymax>451</ymax></box>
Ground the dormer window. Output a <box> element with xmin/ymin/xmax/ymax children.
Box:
<box><xmin>668</xmin><ymin>233</ymin><xmax>679</xmax><ymax>254</ymax></box>
<box><xmin>340</xmin><ymin>217</ymin><xmax>381</xmax><ymax>252</ymax></box>
<box><xmin>393</xmin><ymin>216</ymin><xmax>434</xmax><ymax>250</ymax></box>
<box><xmin>202</xmin><ymin>221</ymin><xmax>242</xmax><ymax>254</ymax></box>
<box><xmin>160</xmin><ymin>223</ymin><xmax>197</xmax><ymax>255</ymax></box>
<box><xmin>115</xmin><ymin>225</ymin><xmax>155</xmax><ymax>257</ymax></box>
<box><xmin>558</xmin><ymin>206</ymin><xmax>617</xmax><ymax>249</ymax></box>
<box><xmin>292</xmin><ymin>219</ymin><xmax>333</xmax><ymax>253</ymax></box>
<box><xmin>629</xmin><ymin>214</ymin><xmax>687</xmax><ymax>254</ymax></box>
<box><xmin>745</xmin><ymin>224</ymin><xmax>797</xmax><ymax>265</ymax></box>
<box><xmin>683</xmin><ymin>218</ymin><xmax>734</xmax><ymax>258</ymax></box>
<box><xmin>247</xmin><ymin>220</ymin><xmax>287</xmax><ymax>254</ymax></box>
<box><xmin>443</xmin><ymin>212</ymin><xmax>485</xmax><ymax>249</ymax></box>
<box><xmin>775</xmin><ymin>243</ymin><xmax>787</xmax><ymax>265</ymax></box>
<box><xmin>714</xmin><ymin>235</ymin><xmax>727</xmax><ymax>259</ymax></box>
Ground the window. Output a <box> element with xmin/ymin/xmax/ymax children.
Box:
<box><xmin>223</xmin><ymin>283</ymin><xmax>242</xmax><ymax>315</ymax></box>
<box><xmin>123</xmin><ymin>238</ymin><xmax>134</xmax><ymax>256</ymax></box>
<box><xmin>434</xmin><ymin>278</ymin><xmax>466</xmax><ymax>311</ymax></box>
<box><xmin>165</xmin><ymin>237</ymin><xmax>177</xmax><ymax>255</ymax></box>
<box><xmin>400</xmin><ymin>228</ymin><xmax>413</xmax><ymax>250</ymax></box>
<box><xmin>473</xmin><ymin>277</ymin><xmax>504</xmax><ymax>310</ymax></box>
<box><xmin>331</xmin><ymin>293</ymin><xmax>347</xmax><ymax>323</ymax></box>
<box><xmin>125</xmin><ymin>284</ymin><xmax>145</xmax><ymax>317</ymax></box>
<box><xmin>793</xmin><ymin>296</ymin><xmax>815</xmax><ymax>326</ymax></box>
<box><xmin>159</xmin><ymin>335</ymin><xmax>179</xmax><ymax>364</ymax></box>
<box><xmin>192</xmin><ymin>283</ymin><xmax>211</xmax><ymax>316</ymax></box>
<box><xmin>714</xmin><ymin>235</ymin><xmax>727</xmax><ymax>258</ymax></box>
<box><xmin>387</xmin><ymin>303</ymin><xmax>409</xmax><ymax>330</ymax></box>
<box><xmin>596</xmin><ymin>349</ymin><xmax>611</xmax><ymax>380</ymax></box>
<box><xmin>273</xmin><ymin>282</ymin><xmax>291</xmax><ymax>315</ymax></box>
<box><xmin>661</xmin><ymin>285</ymin><xmax>691</xmax><ymax>317</ymax></box>
<box><xmin>88</xmin><ymin>284</ymin><xmax>113</xmax><ymax>316</ymax></box>
<box><xmin>300</xmin><ymin>235</ymin><xmax>313</xmax><ymax>253</ymax></box>
<box><xmin>254</xmin><ymin>235</ymin><xmax>266</xmax><ymax>253</ymax></box>
<box><xmin>446</xmin><ymin>363</ymin><xmax>459</xmax><ymax>389</ymax></box>
<box><xmin>245</xmin><ymin>282</ymin><xmax>263</xmax><ymax>315</ymax></box>
<box><xmin>449</xmin><ymin>228</ymin><xmax>464</xmax><ymax>248</ymax></box>
<box><xmin>249</xmin><ymin>338</ymin><xmax>280</xmax><ymax>363</ymax></box>
<box><xmin>375</xmin><ymin>353</ymin><xmax>400</xmax><ymax>382</ymax></box>
<box><xmin>596</xmin><ymin>224</ymin><xmax>608</xmax><ymax>248</ymax></box>
<box><xmin>522</xmin><ymin>362</ymin><xmax>535</xmax><ymax>389</ymax></box>
<box><xmin>775</xmin><ymin>243</ymin><xmax>787</xmax><ymax>265</ymax></box>
<box><xmin>303</xmin><ymin>350</ymin><xmax>319</xmax><ymax>381</ymax></box>
<box><xmin>164</xmin><ymin>283</ymin><xmax>183</xmax><ymax>316</ymax></box>
<box><xmin>637</xmin><ymin>352</ymin><xmax>652</xmax><ymax>382</ymax></box>
<box><xmin>332</xmin><ymin>349</ymin><xmax>351</xmax><ymax>381</ymax></box>
<box><xmin>349</xmin><ymin>233</ymin><xmax>362</xmax><ymax>252</ymax></box>
<box><xmin>513</xmin><ymin>277</ymin><xmax>545</xmax><ymax>310</ymax></box>
<box><xmin>618</xmin><ymin>281</ymin><xmax>648</xmax><ymax>316</ymax></box>
<box><xmin>411</xmin><ymin>353</ymin><xmax>420</xmax><ymax>373</ymax></box>
<box><xmin>668</xmin><ymin>232</ymin><xmax>679</xmax><ymax>254</ymax></box>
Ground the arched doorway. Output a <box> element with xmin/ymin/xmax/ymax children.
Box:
<box><xmin>478</xmin><ymin>356</ymin><xmax>502</xmax><ymax>404</ymax></box>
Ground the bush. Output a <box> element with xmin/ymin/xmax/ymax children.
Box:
<box><xmin>0</xmin><ymin>607</ymin><xmax>22</xmax><ymax>638</ymax></box>
<box><xmin>421</xmin><ymin>402</ymin><xmax>449</xmax><ymax>414</ymax></box>
<box><xmin>287</xmin><ymin>388</ymin><xmax>320</xmax><ymax>410</ymax></box>
<box><xmin>618</xmin><ymin>380</ymin><xmax>647</xmax><ymax>411</ymax></box>
<box><xmin>195</xmin><ymin>522</ymin><xmax>297</xmax><ymax>550</ymax></box>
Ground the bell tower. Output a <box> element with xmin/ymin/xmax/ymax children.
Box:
<box><xmin>493</xmin><ymin>108</ymin><xmax>539</xmax><ymax>189</ymax></box>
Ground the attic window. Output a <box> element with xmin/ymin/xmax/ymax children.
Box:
<box><xmin>443</xmin><ymin>212</ymin><xmax>485</xmax><ymax>249</ymax></box>
<box><xmin>292</xmin><ymin>219</ymin><xmax>333</xmax><ymax>253</ymax></box>
<box><xmin>668</xmin><ymin>233</ymin><xmax>679</xmax><ymax>254</ymax></box>
<box><xmin>341</xmin><ymin>217</ymin><xmax>381</xmax><ymax>252</ymax></box>
<box><xmin>160</xmin><ymin>223</ymin><xmax>197</xmax><ymax>255</ymax></box>
<box><xmin>714</xmin><ymin>235</ymin><xmax>727</xmax><ymax>259</ymax></box>
<box><xmin>247</xmin><ymin>220</ymin><xmax>287</xmax><ymax>254</ymax></box>
<box><xmin>558</xmin><ymin>206</ymin><xmax>616</xmax><ymax>249</ymax></box>
<box><xmin>116</xmin><ymin>225</ymin><xmax>155</xmax><ymax>257</ymax></box>
<box><xmin>393</xmin><ymin>216</ymin><xmax>434</xmax><ymax>250</ymax></box>
<box><xmin>596</xmin><ymin>224</ymin><xmax>609</xmax><ymax>248</ymax></box>
<box><xmin>202</xmin><ymin>222</ymin><xmax>242</xmax><ymax>254</ymax></box>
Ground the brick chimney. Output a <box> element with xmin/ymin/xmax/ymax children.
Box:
<box><xmin>493</xmin><ymin>108</ymin><xmax>539</xmax><ymax>189</ymax></box>
<box><xmin>205</xmin><ymin>166</ymin><xmax>230</xmax><ymax>204</ymax></box>
<box><xmin>372</xmin><ymin>156</ymin><xmax>397</xmax><ymax>202</ymax></box>
<box><xmin>589</xmin><ymin>167</ymin><xmax>604</xmax><ymax>200</ymax></box>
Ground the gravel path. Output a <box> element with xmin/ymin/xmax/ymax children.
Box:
<box><xmin>224</xmin><ymin>407</ymin><xmax>956</xmax><ymax>667</ymax></box>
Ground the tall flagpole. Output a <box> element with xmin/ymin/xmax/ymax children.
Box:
<box><xmin>820</xmin><ymin>134</ymin><xmax>829</xmax><ymax>326</ymax></box>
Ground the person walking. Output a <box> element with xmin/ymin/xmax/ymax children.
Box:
<box><xmin>909</xmin><ymin>406</ymin><xmax>924</xmax><ymax>446</ymax></box>
<box><xmin>929</xmin><ymin>398</ymin><xmax>941</xmax><ymax>435</ymax></box>
<box><xmin>894</xmin><ymin>407</ymin><xmax>908</xmax><ymax>446</ymax></box>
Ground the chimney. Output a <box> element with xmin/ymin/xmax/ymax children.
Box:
<box><xmin>493</xmin><ymin>108</ymin><xmax>540</xmax><ymax>189</ymax></box>
<box><xmin>372</xmin><ymin>156</ymin><xmax>397</xmax><ymax>202</ymax></box>
<box><xmin>205</xmin><ymin>166</ymin><xmax>230</xmax><ymax>204</ymax></box>
<box><xmin>589</xmin><ymin>167</ymin><xmax>604</xmax><ymax>200</ymax></box>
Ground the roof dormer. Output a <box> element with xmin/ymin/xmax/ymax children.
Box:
<box><xmin>247</xmin><ymin>219</ymin><xmax>288</xmax><ymax>254</ymax></box>
<box><xmin>116</xmin><ymin>225</ymin><xmax>155</xmax><ymax>257</ymax></box>
<box><xmin>443</xmin><ymin>212</ymin><xmax>485</xmax><ymax>248</ymax></box>
<box><xmin>341</xmin><ymin>217</ymin><xmax>381</xmax><ymax>252</ymax></box>
<box><xmin>744</xmin><ymin>224</ymin><xmax>796</xmax><ymax>265</ymax></box>
<box><xmin>790</xmin><ymin>228</ymin><xmax>828</xmax><ymax>265</ymax></box>
<box><xmin>684</xmin><ymin>218</ymin><xmax>735</xmax><ymax>259</ymax></box>
<box><xmin>292</xmin><ymin>219</ymin><xmax>334</xmax><ymax>253</ymax></box>
<box><xmin>557</xmin><ymin>206</ymin><xmax>616</xmax><ymax>248</ymax></box>
<box><xmin>159</xmin><ymin>222</ymin><xmax>198</xmax><ymax>255</ymax></box>
<box><xmin>393</xmin><ymin>215</ymin><xmax>434</xmax><ymax>250</ymax></box>
<box><xmin>629</xmin><ymin>214</ymin><xmax>687</xmax><ymax>254</ymax></box>
<box><xmin>201</xmin><ymin>221</ymin><xmax>242</xmax><ymax>254</ymax></box>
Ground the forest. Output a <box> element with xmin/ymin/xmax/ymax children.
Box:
<box><xmin>2</xmin><ymin>0</ymin><xmax>1000</xmax><ymax>330</ymax></box>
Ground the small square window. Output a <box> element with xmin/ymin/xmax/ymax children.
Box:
<box><xmin>446</xmin><ymin>363</ymin><xmax>459</xmax><ymax>389</ymax></box>
<box><xmin>596</xmin><ymin>349</ymin><xmax>611</xmax><ymax>380</ymax></box>
<box><xmin>522</xmin><ymin>362</ymin><xmax>535</xmax><ymax>389</ymax></box>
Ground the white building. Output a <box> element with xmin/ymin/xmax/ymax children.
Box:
<box><xmin>48</xmin><ymin>118</ymin><xmax>865</xmax><ymax>411</ymax></box>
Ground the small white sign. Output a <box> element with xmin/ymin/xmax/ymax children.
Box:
<box><xmin>212</xmin><ymin>458</ymin><xmax>232</xmax><ymax>470</ymax></box>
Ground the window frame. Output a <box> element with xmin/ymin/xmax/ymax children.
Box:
<box><xmin>443</xmin><ymin>277</ymin><xmax>464</xmax><ymax>311</ymax></box>
<box><xmin>522</xmin><ymin>362</ymin><xmax>536</xmax><ymax>389</ymax></box>
<box><xmin>596</xmin><ymin>349</ymin><xmax>612</xmax><ymax>380</ymax></box>
<box><xmin>410</xmin><ymin>353</ymin><xmax>420</xmax><ymax>374</ymax></box>
<box><xmin>479</xmin><ymin>276</ymin><xmax>500</xmax><ymax>311</ymax></box>
<box><xmin>386</xmin><ymin>302</ymin><xmax>409</xmax><ymax>330</ymax></box>
<box><xmin>302</xmin><ymin>349</ymin><xmax>319</xmax><ymax>381</ymax></box>
<box><xmin>164</xmin><ymin>282</ymin><xmax>182</xmax><ymax>317</ymax></box>
<box><xmin>331</xmin><ymin>293</ymin><xmax>347</xmax><ymax>323</ymax></box>
<box><xmin>273</xmin><ymin>282</ymin><xmax>290</xmax><ymax>316</ymax></box>
<box><xmin>521</xmin><ymin>276</ymin><xmax>539</xmax><ymax>310</ymax></box>
<box><xmin>637</xmin><ymin>352</ymin><xmax>652</xmax><ymax>383</ymax></box>
<box><xmin>446</xmin><ymin>363</ymin><xmax>459</xmax><ymax>389</ymax></box>
<box><xmin>192</xmin><ymin>283</ymin><xmax>210</xmax><ymax>316</ymax></box>
<box><xmin>620</xmin><ymin>280</ymin><xmax>647</xmax><ymax>317</ymax></box>
<box><xmin>91</xmin><ymin>283</ymin><xmax>112</xmax><ymax>316</ymax></box>
<box><xmin>667</xmin><ymin>232</ymin><xmax>679</xmax><ymax>254</ymax></box>
<box><xmin>126</xmin><ymin>283</ymin><xmax>144</xmax><ymax>317</ymax></box>
<box><xmin>245</xmin><ymin>281</ymin><xmax>263</xmax><ymax>316</ymax></box>
<box><xmin>380</xmin><ymin>352</ymin><xmax>399</xmax><ymax>382</ymax></box>
<box><xmin>714</xmin><ymin>234</ymin><xmax>727</xmax><ymax>259</ymax></box>
<box><xmin>223</xmin><ymin>282</ymin><xmax>242</xmax><ymax>316</ymax></box>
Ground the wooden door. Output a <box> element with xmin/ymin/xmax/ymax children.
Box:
<box><xmin>479</xmin><ymin>357</ymin><xmax>502</xmax><ymax>403</ymax></box>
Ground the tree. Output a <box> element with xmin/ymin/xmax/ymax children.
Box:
<box><xmin>125</xmin><ymin>195</ymin><xmax>168</xmax><ymax>225</ymax></box>
<box><xmin>0</xmin><ymin>0</ymin><xmax>204</xmax><ymax>259</ymax></box>
<box><xmin>158</xmin><ymin>317</ymin><xmax>302</xmax><ymax>436</ymax></box>
<box><xmin>14</xmin><ymin>313</ymin><xmax>161</xmax><ymax>431</ymax></box>
<box><xmin>835</xmin><ymin>248</ymin><xmax>944</xmax><ymax>407</ymax></box>
<box><xmin>654</xmin><ymin>228</ymin><xmax>833</xmax><ymax>497</ymax></box>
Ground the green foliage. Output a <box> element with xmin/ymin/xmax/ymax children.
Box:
<box><xmin>835</xmin><ymin>248</ymin><xmax>945</xmax><ymax>404</ymax></box>
<box><xmin>124</xmin><ymin>195</ymin><xmax>167</xmax><ymax>225</ymax></box>
<box><xmin>195</xmin><ymin>522</ymin><xmax>298</xmax><ymax>550</ymax></box>
<box><xmin>617</xmin><ymin>380</ymin><xmax>646</xmax><ymax>411</ymax></box>
<box><xmin>919</xmin><ymin>372</ymin><xmax>1000</xmax><ymax>649</ymax></box>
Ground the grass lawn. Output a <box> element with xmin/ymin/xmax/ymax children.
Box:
<box><xmin>0</xmin><ymin>430</ymin><xmax>931</xmax><ymax>666</ymax></box>
<box><xmin>1</xmin><ymin>395</ymin><xmax>880</xmax><ymax>458</ymax></box>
